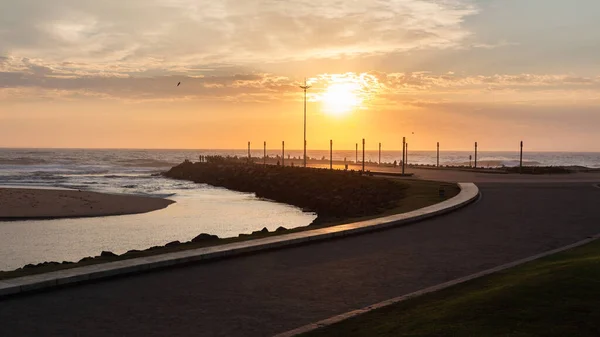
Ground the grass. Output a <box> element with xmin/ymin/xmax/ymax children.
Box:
<box><xmin>303</xmin><ymin>239</ymin><xmax>600</xmax><ymax>337</ymax></box>
<box><xmin>0</xmin><ymin>178</ymin><xmax>459</xmax><ymax>281</ymax></box>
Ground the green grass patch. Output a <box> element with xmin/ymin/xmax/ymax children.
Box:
<box><xmin>0</xmin><ymin>179</ymin><xmax>459</xmax><ymax>281</ymax></box>
<box><xmin>303</xmin><ymin>240</ymin><xmax>600</xmax><ymax>337</ymax></box>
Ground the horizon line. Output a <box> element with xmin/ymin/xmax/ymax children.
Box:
<box><xmin>1</xmin><ymin>146</ymin><xmax>600</xmax><ymax>153</ymax></box>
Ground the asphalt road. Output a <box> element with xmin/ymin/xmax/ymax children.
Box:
<box><xmin>1</xmin><ymin>182</ymin><xmax>599</xmax><ymax>337</ymax></box>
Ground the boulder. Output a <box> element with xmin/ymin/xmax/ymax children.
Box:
<box><xmin>251</xmin><ymin>227</ymin><xmax>269</xmax><ymax>235</ymax></box>
<box><xmin>192</xmin><ymin>233</ymin><xmax>220</xmax><ymax>243</ymax></box>
<box><xmin>165</xmin><ymin>240</ymin><xmax>181</xmax><ymax>247</ymax></box>
<box><xmin>100</xmin><ymin>251</ymin><xmax>117</xmax><ymax>258</ymax></box>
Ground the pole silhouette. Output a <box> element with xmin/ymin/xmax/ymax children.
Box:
<box><xmin>520</xmin><ymin>141</ymin><xmax>524</xmax><ymax>174</ymax></box>
<box><xmin>474</xmin><ymin>142</ymin><xmax>478</xmax><ymax>169</ymax></box>
<box><xmin>437</xmin><ymin>142</ymin><xmax>440</xmax><ymax>167</ymax></box>
<box><xmin>362</xmin><ymin>138</ymin><xmax>365</xmax><ymax>172</ymax></box>
<box><xmin>355</xmin><ymin>143</ymin><xmax>358</xmax><ymax>163</ymax></box>
<box><xmin>282</xmin><ymin>141</ymin><xmax>285</xmax><ymax>167</ymax></box>
<box><xmin>379</xmin><ymin>142</ymin><xmax>381</xmax><ymax>165</ymax></box>
<box><xmin>402</xmin><ymin>137</ymin><xmax>406</xmax><ymax>175</ymax></box>
<box><xmin>330</xmin><ymin>140</ymin><xmax>333</xmax><ymax>170</ymax></box>
<box><xmin>299</xmin><ymin>79</ymin><xmax>311</xmax><ymax>168</ymax></box>
<box><xmin>263</xmin><ymin>141</ymin><xmax>266</xmax><ymax>166</ymax></box>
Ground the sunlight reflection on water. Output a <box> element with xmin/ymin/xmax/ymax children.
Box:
<box><xmin>0</xmin><ymin>187</ymin><xmax>316</xmax><ymax>271</ymax></box>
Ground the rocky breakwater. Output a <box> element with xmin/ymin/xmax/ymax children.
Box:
<box><xmin>163</xmin><ymin>160</ymin><xmax>408</xmax><ymax>224</ymax></box>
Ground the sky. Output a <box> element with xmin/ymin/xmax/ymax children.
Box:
<box><xmin>1</xmin><ymin>0</ymin><xmax>599</xmax><ymax>151</ymax></box>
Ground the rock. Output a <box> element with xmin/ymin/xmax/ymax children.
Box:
<box><xmin>100</xmin><ymin>251</ymin><xmax>117</xmax><ymax>258</ymax></box>
<box><xmin>165</xmin><ymin>240</ymin><xmax>181</xmax><ymax>247</ymax></box>
<box><xmin>275</xmin><ymin>226</ymin><xmax>287</xmax><ymax>232</ymax></box>
<box><xmin>251</xmin><ymin>227</ymin><xmax>270</xmax><ymax>235</ymax></box>
<box><xmin>79</xmin><ymin>256</ymin><xmax>94</xmax><ymax>263</ymax></box>
<box><xmin>192</xmin><ymin>233</ymin><xmax>220</xmax><ymax>243</ymax></box>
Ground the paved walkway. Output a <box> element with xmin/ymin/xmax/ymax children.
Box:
<box><xmin>1</xmin><ymin>178</ymin><xmax>599</xmax><ymax>336</ymax></box>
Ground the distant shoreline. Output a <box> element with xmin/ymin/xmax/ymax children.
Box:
<box><xmin>0</xmin><ymin>188</ymin><xmax>175</xmax><ymax>220</ymax></box>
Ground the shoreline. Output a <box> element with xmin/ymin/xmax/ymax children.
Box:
<box><xmin>0</xmin><ymin>188</ymin><xmax>175</xmax><ymax>220</ymax></box>
<box><xmin>0</xmin><ymin>178</ymin><xmax>459</xmax><ymax>279</ymax></box>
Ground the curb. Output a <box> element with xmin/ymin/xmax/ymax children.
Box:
<box><xmin>274</xmin><ymin>233</ymin><xmax>600</xmax><ymax>337</ymax></box>
<box><xmin>0</xmin><ymin>183</ymin><xmax>479</xmax><ymax>299</ymax></box>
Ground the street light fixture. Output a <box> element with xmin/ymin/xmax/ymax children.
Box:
<box><xmin>299</xmin><ymin>78</ymin><xmax>311</xmax><ymax>168</ymax></box>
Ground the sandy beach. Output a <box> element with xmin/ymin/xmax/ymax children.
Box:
<box><xmin>0</xmin><ymin>188</ymin><xmax>175</xmax><ymax>219</ymax></box>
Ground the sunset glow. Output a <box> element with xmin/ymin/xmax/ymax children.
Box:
<box><xmin>1</xmin><ymin>1</ymin><xmax>600</xmax><ymax>151</ymax></box>
<box><xmin>320</xmin><ymin>82</ymin><xmax>363</xmax><ymax>116</ymax></box>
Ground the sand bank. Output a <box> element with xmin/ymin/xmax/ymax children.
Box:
<box><xmin>0</xmin><ymin>188</ymin><xmax>174</xmax><ymax>220</ymax></box>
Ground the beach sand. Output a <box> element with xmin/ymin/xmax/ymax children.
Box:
<box><xmin>0</xmin><ymin>188</ymin><xmax>174</xmax><ymax>219</ymax></box>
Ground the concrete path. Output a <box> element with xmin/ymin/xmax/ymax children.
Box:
<box><xmin>1</xmin><ymin>180</ymin><xmax>599</xmax><ymax>337</ymax></box>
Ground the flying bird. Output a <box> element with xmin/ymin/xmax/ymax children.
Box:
<box><xmin>177</xmin><ymin>82</ymin><xmax>181</xmax><ymax>87</ymax></box>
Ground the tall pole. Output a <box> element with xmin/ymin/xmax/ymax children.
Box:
<box><xmin>263</xmin><ymin>141</ymin><xmax>266</xmax><ymax>166</ymax></box>
<box><xmin>300</xmin><ymin>79</ymin><xmax>311</xmax><ymax>168</ymax></box>
<box><xmin>379</xmin><ymin>142</ymin><xmax>381</xmax><ymax>165</ymax></box>
<box><xmin>474</xmin><ymin>142</ymin><xmax>478</xmax><ymax>169</ymax></box>
<box><xmin>362</xmin><ymin>138</ymin><xmax>365</xmax><ymax>172</ymax></box>
<box><xmin>355</xmin><ymin>143</ymin><xmax>358</xmax><ymax>163</ymax></box>
<box><xmin>437</xmin><ymin>142</ymin><xmax>440</xmax><ymax>167</ymax></box>
<box><xmin>282</xmin><ymin>141</ymin><xmax>285</xmax><ymax>167</ymax></box>
<box><xmin>402</xmin><ymin>137</ymin><xmax>406</xmax><ymax>175</ymax></box>
<box><xmin>520</xmin><ymin>141</ymin><xmax>524</xmax><ymax>174</ymax></box>
<box><xmin>330</xmin><ymin>139</ymin><xmax>333</xmax><ymax>170</ymax></box>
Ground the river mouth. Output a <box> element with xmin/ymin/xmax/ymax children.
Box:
<box><xmin>0</xmin><ymin>185</ymin><xmax>316</xmax><ymax>271</ymax></box>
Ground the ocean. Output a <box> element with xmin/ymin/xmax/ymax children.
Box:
<box><xmin>0</xmin><ymin>148</ymin><xmax>599</xmax><ymax>271</ymax></box>
<box><xmin>1</xmin><ymin>148</ymin><xmax>599</xmax><ymax>194</ymax></box>
<box><xmin>0</xmin><ymin>148</ymin><xmax>319</xmax><ymax>271</ymax></box>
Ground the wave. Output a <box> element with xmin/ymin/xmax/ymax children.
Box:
<box><xmin>114</xmin><ymin>158</ymin><xmax>177</xmax><ymax>168</ymax></box>
<box><xmin>0</xmin><ymin>158</ymin><xmax>48</xmax><ymax>165</ymax></box>
<box><xmin>447</xmin><ymin>159</ymin><xmax>541</xmax><ymax>168</ymax></box>
<box><xmin>103</xmin><ymin>174</ymin><xmax>155</xmax><ymax>179</ymax></box>
<box><xmin>147</xmin><ymin>193</ymin><xmax>177</xmax><ymax>198</ymax></box>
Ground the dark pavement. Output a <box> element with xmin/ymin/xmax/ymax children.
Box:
<box><xmin>1</xmin><ymin>182</ymin><xmax>599</xmax><ymax>337</ymax></box>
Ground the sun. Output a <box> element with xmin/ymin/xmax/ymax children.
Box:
<box><xmin>321</xmin><ymin>82</ymin><xmax>363</xmax><ymax>116</ymax></box>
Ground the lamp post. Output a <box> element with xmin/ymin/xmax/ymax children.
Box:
<box><xmin>299</xmin><ymin>78</ymin><xmax>311</xmax><ymax>168</ymax></box>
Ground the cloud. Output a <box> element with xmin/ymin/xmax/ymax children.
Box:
<box><xmin>2</xmin><ymin>59</ymin><xmax>600</xmax><ymax>105</ymax></box>
<box><xmin>373</xmin><ymin>72</ymin><xmax>600</xmax><ymax>92</ymax></box>
<box><xmin>0</xmin><ymin>0</ymin><xmax>478</xmax><ymax>69</ymax></box>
